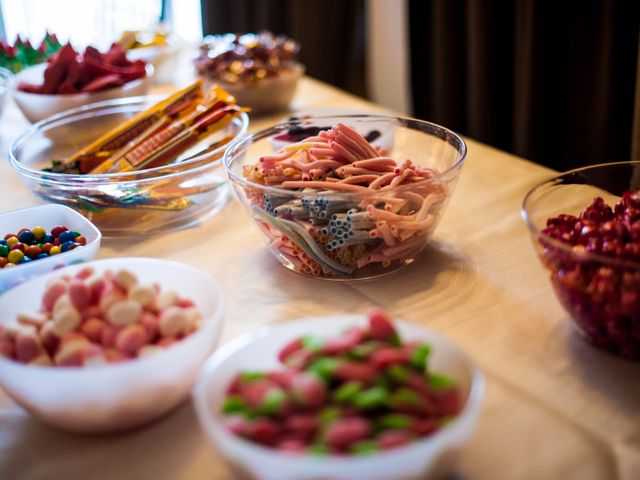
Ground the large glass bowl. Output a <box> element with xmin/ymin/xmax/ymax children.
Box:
<box><xmin>522</xmin><ymin>161</ymin><xmax>640</xmax><ymax>359</ymax></box>
<box><xmin>9</xmin><ymin>95</ymin><xmax>249</xmax><ymax>237</ymax></box>
<box><xmin>224</xmin><ymin>115</ymin><xmax>467</xmax><ymax>280</ymax></box>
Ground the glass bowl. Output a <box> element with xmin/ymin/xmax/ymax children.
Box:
<box><xmin>224</xmin><ymin>115</ymin><xmax>467</xmax><ymax>281</ymax></box>
<box><xmin>522</xmin><ymin>161</ymin><xmax>640</xmax><ymax>359</ymax></box>
<box><xmin>9</xmin><ymin>95</ymin><xmax>249</xmax><ymax>237</ymax></box>
<box><xmin>0</xmin><ymin>257</ymin><xmax>224</xmax><ymax>433</ymax></box>
<box><xmin>193</xmin><ymin>314</ymin><xmax>485</xmax><ymax>480</ymax></box>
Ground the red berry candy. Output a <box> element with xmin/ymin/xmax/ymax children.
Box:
<box><xmin>542</xmin><ymin>192</ymin><xmax>640</xmax><ymax>359</ymax></box>
<box><xmin>51</xmin><ymin>226</ymin><xmax>68</xmax><ymax>238</ymax></box>
<box><xmin>10</xmin><ymin>242</ymin><xmax>25</xmax><ymax>252</ymax></box>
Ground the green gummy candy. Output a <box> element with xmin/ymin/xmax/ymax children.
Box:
<box><xmin>389</xmin><ymin>388</ymin><xmax>421</xmax><ymax>407</ymax></box>
<box><xmin>427</xmin><ymin>372</ymin><xmax>457</xmax><ymax>390</ymax></box>
<box><xmin>374</xmin><ymin>373</ymin><xmax>392</xmax><ymax>390</ymax></box>
<box><xmin>351</xmin><ymin>440</ymin><xmax>378</xmax><ymax>455</ymax></box>
<box><xmin>354</xmin><ymin>386</ymin><xmax>390</xmax><ymax>410</ymax></box>
<box><xmin>307</xmin><ymin>444</ymin><xmax>329</xmax><ymax>456</ymax></box>
<box><xmin>260</xmin><ymin>388</ymin><xmax>286</xmax><ymax>415</ymax></box>
<box><xmin>410</xmin><ymin>343</ymin><xmax>431</xmax><ymax>371</ymax></box>
<box><xmin>348</xmin><ymin>341</ymin><xmax>379</xmax><ymax>360</ymax></box>
<box><xmin>389</xmin><ymin>333</ymin><xmax>402</xmax><ymax>347</ymax></box>
<box><xmin>375</xmin><ymin>414</ymin><xmax>411</xmax><ymax>430</ymax></box>
<box><xmin>240</xmin><ymin>371</ymin><xmax>267</xmax><ymax>382</ymax></box>
<box><xmin>222</xmin><ymin>395</ymin><xmax>251</xmax><ymax>415</ymax></box>
<box><xmin>318</xmin><ymin>407</ymin><xmax>341</xmax><ymax>425</ymax></box>
<box><xmin>333</xmin><ymin>381</ymin><xmax>363</xmax><ymax>403</ymax></box>
<box><xmin>306</xmin><ymin>357</ymin><xmax>339</xmax><ymax>381</ymax></box>
<box><xmin>302</xmin><ymin>335</ymin><xmax>324</xmax><ymax>351</ymax></box>
<box><xmin>386</xmin><ymin>364</ymin><xmax>409</xmax><ymax>382</ymax></box>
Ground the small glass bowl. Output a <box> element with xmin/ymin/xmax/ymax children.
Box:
<box><xmin>224</xmin><ymin>115</ymin><xmax>467</xmax><ymax>281</ymax></box>
<box><xmin>193</xmin><ymin>314</ymin><xmax>485</xmax><ymax>480</ymax></box>
<box><xmin>9</xmin><ymin>95</ymin><xmax>249</xmax><ymax>237</ymax></box>
<box><xmin>522</xmin><ymin>161</ymin><xmax>640</xmax><ymax>359</ymax></box>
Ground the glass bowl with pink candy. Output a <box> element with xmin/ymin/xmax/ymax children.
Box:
<box><xmin>0</xmin><ymin>257</ymin><xmax>224</xmax><ymax>433</ymax></box>
<box><xmin>193</xmin><ymin>311</ymin><xmax>484</xmax><ymax>480</ymax></box>
<box><xmin>224</xmin><ymin>115</ymin><xmax>467</xmax><ymax>280</ymax></box>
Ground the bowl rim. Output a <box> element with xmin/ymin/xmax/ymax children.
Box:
<box><xmin>193</xmin><ymin>313</ymin><xmax>485</xmax><ymax>467</ymax></box>
<box><xmin>0</xmin><ymin>66</ymin><xmax>13</xmax><ymax>81</ymax></box>
<box><xmin>0</xmin><ymin>256</ymin><xmax>225</xmax><ymax>374</ymax></box>
<box><xmin>521</xmin><ymin>160</ymin><xmax>640</xmax><ymax>270</ymax></box>
<box><xmin>10</xmin><ymin>62</ymin><xmax>154</xmax><ymax>99</ymax></box>
<box><xmin>0</xmin><ymin>203</ymin><xmax>101</xmax><ymax>277</ymax></box>
<box><xmin>223</xmin><ymin>114</ymin><xmax>467</xmax><ymax>199</ymax></box>
<box><xmin>8</xmin><ymin>94</ymin><xmax>249</xmax><ymax>183</ymax></box>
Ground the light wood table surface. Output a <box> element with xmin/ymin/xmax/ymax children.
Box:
<box><xmin>0</xmin><ymin>76</ymin><xmax>638</xmax><ymax>480</ymax></box>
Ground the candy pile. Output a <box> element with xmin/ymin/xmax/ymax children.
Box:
<box><xmin>17</xmin><ymin>43</ymin><xmax>146</xmax><ymax>95</ymax></box>
<box><xmin>195</xmin><ymin>32</ymin><xmax>300</xmax><ymax>85</ymax></box>
<box><xmin>220</xmin><ymin>310</ymin><xmax>461</xmax><ymax>455</ymax></box>
<box><xmin>0</xmin><ymin>268</ymin><xmax>202</xmax><ymax>367</ymax></box>
<box><xmin>0</xmin><ymin>226</ymin><xmax>86</xmax><ymax>269</ymax></box>
<box><xmin>0</xmin><ymin>33</ymin><xmax>62</xmax><ymax>73</ymax></box>
<box><xmin>45</xmin><ymin>81</ymin><xmax>241</xmax><ymax>175</ymax></box>
<box><xmin>542</xmin><ymin>192</ymin><xmax>640</xmax><ymax>358</ymax></box>
<box><xmin>241</xmin><ymin>123</ymin><xmax>447</xmax><ymax>277</ymax></box>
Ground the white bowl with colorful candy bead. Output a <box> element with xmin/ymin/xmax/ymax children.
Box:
<box><xmin>0</xmin><ymin>204</ymin><xmax>101</xmax><ymax>293</ymax></box>
<box><xmin>0</xmin><ymin>257</ymin><xmax>224</xmax><ymax>433</ymax></box>
<box><xmin>193</xmin><ymin>310</ymin><xmax>484</xmax><ymax>480</ymax></box>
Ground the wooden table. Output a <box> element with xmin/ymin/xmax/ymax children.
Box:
<box><xmin>1</xmin><ymin>77</ymin><xmax>638</xmax><ymax>480</ymax></box>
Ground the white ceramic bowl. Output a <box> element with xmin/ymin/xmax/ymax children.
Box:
<box><xmin>0</xmin><ymin>66</ymin><xmax>12</xmax><ymax>118</ymax></box>
<box><xmin>194</xmin><ymin>314</ymin><xmax>484</xmax><ymax>480</ymax></box>
<box><xmin>125</xmin><ymin>36</ymin><xmax>183</xmax><ymax>85</ymax></box>
<box><xmin>0</xmin><ymin>204</ymin><xmax>101</xmax><ymax>294</ymax></box>
<box><xmin>202</xmin><ymin>63</ymin><xmax>304</xmax><ymax>114</ymax></box>
<box><xmin>11</xmin><ymin>62</ymin><xmax>153</xmax><ymax>123</ymax></box>
<box><xmin>0</xmin><ymin>257</ymin><xmax>224</xmax><ymax>433</ymax></box>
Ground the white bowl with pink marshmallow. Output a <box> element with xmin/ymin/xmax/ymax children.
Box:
<box><xmin>0</xmin><ymin>257</ymin><xmax>224</xmax><ymax>433</ymax></box>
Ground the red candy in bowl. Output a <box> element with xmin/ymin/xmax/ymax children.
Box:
<box><xmin>12</xmin><ymin>43</ymin><xmax>152</xmax><ymax>123</ymax></box>
<box><xmin>522</xmin><ymin>161</ymin><xmax>640</xmax><ymax>359</ymax></box>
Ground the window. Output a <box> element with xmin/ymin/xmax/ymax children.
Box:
<box><xmin>1</xmin><ymin>0</ymin><xmax>202</xmax><ymax>47</ymax></box>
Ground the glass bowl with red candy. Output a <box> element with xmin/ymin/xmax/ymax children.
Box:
<box><xmin>193</xmin><ymin>310</ymin><xmax>484</xmax><ymax>480</ymax></box>
<box><xmin>522</xmin><ymin>161</ymin><xmax>640</xmax><ymax>359</ymax></box>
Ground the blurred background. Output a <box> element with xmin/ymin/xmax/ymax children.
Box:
<box><xmin>1</xmin><ymin>0</ymin><xmax>639</xmax><ymax>171</ymax></box>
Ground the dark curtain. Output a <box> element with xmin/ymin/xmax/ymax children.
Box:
<box><xmin>409</xmin><ymin>0</ymin><xmax>640</xmax><ymax>170</ymax></box>
<box><xmin>200</xmin><ymin>0</ymin><xmax>367</xmax><ymax>98</ymax></box>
